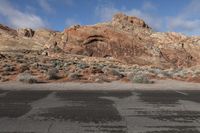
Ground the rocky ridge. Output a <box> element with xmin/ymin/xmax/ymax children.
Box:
<box><xmin>0</xmin><ymin>13</ymin><xmax>200</xmax><ymax>83</ymax></box>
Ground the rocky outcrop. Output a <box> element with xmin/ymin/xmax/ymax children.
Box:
<box><xmin>112</xmin><ymin>13</ymin><xmax>151</xmax><ymax>32</ymax></box>
<box><xmin>17</xmin><ymin>28</ymin><xmax>35</xmax><ymax>37</ymax></box>
<box><xmin>0</xmin><ymin>25</ymin><xmax>56</xmax><ymax>51</ymax></box>
<box><xmin>0</xmin><ymin>13</ymin><xmax>200</xmax><ymax>69</ymax></box>
<box><xmin>53</xmin><ymin>13</ymin><xmax>199</xmax><ymax>68</ymax></box>
<box><xmin>0</xmin><ymin>24</ymin><xmax>17</xmax><ymax>36</ymax></box>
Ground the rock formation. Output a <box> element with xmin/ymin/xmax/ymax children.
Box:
<box><xmin>17</xmin><ymin>28</ymin><xmax>35</xmax><ymax>37</ymax></box>
<box><xmin>0</xmin><ymin>13</ymin><xmax>200</xmax><ymax>69</ymax></box>
<box><xmin>54</xmin><ymin>13</ymin><xmax>200</xmax><ymax>68</ymax></box>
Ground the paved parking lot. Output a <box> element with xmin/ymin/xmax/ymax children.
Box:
<box><xmin>0</xmin><ymin>90</ymin><xmax>200</xmax><ymax>133</ymax></box>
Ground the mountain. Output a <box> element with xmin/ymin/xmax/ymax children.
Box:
<box><xmin>1</xmin><ymin>13</ymin><xmax>200</xmax><ymax>68</ymax></box>
<box><xmin>1</xmin><ymin>13</ymin><xmax>200</xmax><ymax>83</ymax></box>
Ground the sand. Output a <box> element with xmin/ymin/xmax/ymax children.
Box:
<box><xmin>0</xmin><ymin>79</ymin><xmax>200</xmax><ymax>91</ymax></box>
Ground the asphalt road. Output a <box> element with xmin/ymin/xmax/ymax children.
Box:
<box><xmin>0</xmin><ymin>89</ymin><xmax>200</xmax><ymax>133</ymax></box>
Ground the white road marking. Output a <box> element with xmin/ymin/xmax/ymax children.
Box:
<box><xmin>174</xmin><ymin>91</ymin><xmax>188</xmax><ymax>96</ymax></box>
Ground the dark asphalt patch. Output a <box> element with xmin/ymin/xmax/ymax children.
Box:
<box><xmin>0</xmin><ymin>90</ymin><xmax>8</xmax><ymax>94</ymax></box>
<box><xmin>136</xmin><ymin>90</ymin><xmax>184</xmax><ymax>105</ymax></box>
<box><xmin>83</xmin><ymin>125</ymin><xmax>127</xmax><ymax>133</ymax></box>
<box><xmin>136</xmin><ymin>90</ymin><xmax>200</xmax><ymax>105</ymax></box>
<box><xmin>180</xmin><ymin>90</ymin><xmax>200</xmax><ymax>103</ymax></box>
<box><xmin>145</xmin><ymin>129</ymin><xmax>200</xmax><ymax>133</ymax></box>
<box><xmin>145</xmin><ymin>126</ymin><xmax>200</xmax><ymax>133</ymax></box>
<box><xmin>0</xmin><ymin>90</ymin><xmax>200</xmax><ymax>133</ymax></box>
<box><xmin>0</xmin><ymin>91</ymin><xmax>50</xmax><ymax>118</ymax></box>
<box><xmin>134</xmin><ymin>110</ymin><xmax>200</xmax><ymax>123</ymax></box>
<box><xmin>38</xmin><ymin>91</ymin><xmax>132</xmax><ymax>123</ymax></box>
<box><xmin>133</xmin><ymin>90</ymin><xmax>200</xmax><ymax>122</ymax></box>
<box><xmin>0</xmin><ymin>132</ymin><xmax>35</xmax><ymax>133</ymax></box>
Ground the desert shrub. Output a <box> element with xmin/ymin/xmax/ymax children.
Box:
<box><xmin>90</xmin><ymin>65</ymin><xmax>104</xmax><ymax>73</ymax></box>
<box><xmin>68</xmin><ymin>72</ymin><xmax>82</xmax><ymax>80</ymax></box>
<box><xmin>47</xmin><ymin>68</ymin><xmax>59</xmax><ymax>80</ymax></box>
<box><xmin>1</xmin><ymin>77</ymin><xmax>9</xmax><ymax>82</ymax></box>
<box><xmin>148</xmin><ymin>68</ymin><xmax>163</xmax><ymax>75</ymax></box>
<box><xmin>131</xmin><ymin>68</ymin><xmax>141</xmax><ymax>74</ymax></box>
<box><xmin>156</xmin><ymin>70</ymin><xmax>172</xmax><ymax>78</ymax></box>
<box><xmin>131</xmin><ymin>74</ymin><xmax>154</xmax><ymax>84</ymax></box>
<box><xmin>162</xmin><ymin>70</ymin><xmax>173</xmax><ymax>77</ymax></box>
<box><xmin>1</xmin><ymin>71</ymin><xmax>11</xmax><ymax>76</ymax></box>
<box><xmin>17</xmin><ymin>73</ymin><xmax>38</xmax><ymax>84</ymax></box>
<box><xmin>76</xmin><ymin>63</ymin><xmax>89</xmax><ymax>69</ymax></box>
<box><xmin>3</xmin><ymin>65</ymin><xmax>15</xmax><ymax>72</ymax></box>
<box><xmin>19</xmin><ymin>64</ymin><xmax>29</xmax><ymax>72</ymax></box>
<box><xmin>110</xmin><ymin>69</ymin><xmax>124</xmax><ymax>78</ymax></box>
<box><xmin>52</xmin><ymin>60</ymin><xmax>63</xmax><ymax>68</ymax></box>
<box><xmin>102</xmin><ymin>66</ymin><xmax>109</xmax><ymax>73</ymax></box>
<box><xmin>94</xmin><ymin>78</ymin><xmax>110</xmax><ymax>83</ymax></box>
<box><xmin>172</xmin><ymin>69</ymin><xmax>188</xmax><ymax>78</ymax></box>
<box><xmin>64</xmin><ymin>62</ymin><xmax>72</xmax><ymax>67</ymax></box>
<box><xmin>194</xmin><ymin>70</ymin><xmax>200</xmax><ymax>75</ymax></box>
<box><xmin>102</xmin><ymin>67</ymin><xmax>124</xmax><ymax>77</ymax></box>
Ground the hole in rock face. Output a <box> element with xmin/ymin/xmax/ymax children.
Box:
<box><xmin>87</xmin><ymin>35</ymin><xmax>105</xmax><ymax>39</ymax></box>
<box><xmin>83</xmin><ymin>35</ymin><xmax>107</xmax><ymax>45</ymax></box>
<box><xmin>86</xmin><ymin>39</ymin><xmax>104</xmax><ymax>44</ymax></box>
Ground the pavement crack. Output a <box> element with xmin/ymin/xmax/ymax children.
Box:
<box><xmin>47</xmin><ymin>122</ymin><xmax>54</xmax><ymax>133</ymax></box>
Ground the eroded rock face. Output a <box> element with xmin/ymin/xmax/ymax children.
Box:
<box><xmin>0</xmin><ymin>25</ymin><xmax>57</xmax><ymax>51</ymax></box>
<box><xmin>0</xmin><ymin>13</ymin><xmax>200</xmax><ymax>69</ymax></box>
<box><xmin>55</xmin><ymin>13</ymin><xmax>200</xmax><ymax>68</ymax></box>
<box><xmin>112</xmin><ymin>13</ymin><xmax>151</xmax><ymax>31</ymax></box>
<box><xmin>17</xmin><ymin>28</ymin><xmax>35</xmax><ymax>37</ymax></box>
<box><xmin>0</xmin><ymin>24</ymin><xmax>18</xmax><ymax>37</ymax></box>
<box><xmin>61</xmin><ymin>25</ymin><xmax>153</xmax><ymax>66</ymax></box>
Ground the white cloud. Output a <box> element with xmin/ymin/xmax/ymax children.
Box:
<box><xmin>95</xmin><ymin>3</ymin><xmax>162</xmax><ymax>31</ymax></box>
<box><xmin>95</xmin><ymin>1</ymin><xmax>200</xmax><ymax>35</ymax></box>
<box><xmin>167</xmin><ymin>0</ymin><xmax>200</xmax><ymax>35</ymax></box>
<box><xmin>168</xmin><ymin>17</ymin><xmax>200</xmax><ymax>32</ymax></box>
<box><xmin>95</xmin><ymin>4</ymin><xmax>119</xmax><ymax>22</ymax></box>
<box><xmin>126</xmin><ymin>9</ymin><xmax>162</xmax><ymax>31</ymax></box>
<box><xmin>38</xmin><ymin>0</ymin><xmax>54</xmax><ymax>13</ymax></box>
<box><xmin>142</xmin><ymin>1</ymin><xmax>156</xmax><ymax>11</ymax></box>
<box><xmin>65</xmin><ymin>18</ymin><xmax>79</xmax><ymax>27</ymax></box>
<box><xmin>0</xmin><ymin>0</ymin><xmax>45</xmax><ymax>29</ymax></box>
<box><xmin>184</xmin><ymin>0</ymin><xmax>200</xmax><ymax>16</ymax></box>
<box><xmin>62</xmin><ymin>0</ymin><xmax>74</xmax><ymax>6</ymax></box>
<box><xmin>37</xmin><ymin>0</ymin><xmax>74</xmax><ymax>13</ymax></box>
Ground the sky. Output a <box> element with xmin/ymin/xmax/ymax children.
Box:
<box><xmin>0</xmin><ymin>0</ymin><xmax>200</xmax><ymax>35</ymax></box>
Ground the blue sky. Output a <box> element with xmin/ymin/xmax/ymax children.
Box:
<box><xmin>0</xmin><ymin>0</ymin><xmax>200</xmax><ymax>35</ymax></box>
